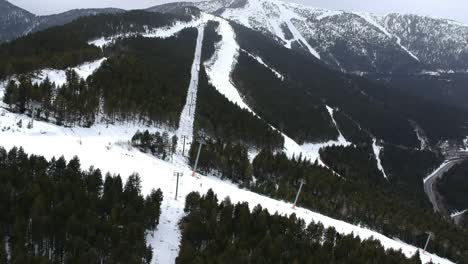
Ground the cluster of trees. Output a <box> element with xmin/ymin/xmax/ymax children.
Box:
<box><xmin>0</xmin><ymin>147</ymin><xmax>163</xmax><ymax>263</ymax></box>
<box><xmin>232</xmin><ymin>22</ymin><xmax>468</xmax><ymax>147</ymax></box>
<box><xmin>232</xmin><ymin>51</ymin><xmax>339</xmax><ymax>144</ymax></box>
<box><xmin>0</xmin><ymin>10</ymin><xmax>192</xmax><ymax>79</ymax></box>
<box><xmin>438</xmin><ymin>160</ymin><xmax>468</xmax><ymax>211</ymax></box>
<box><xmin>381</xmin><ymin>144</ymin><xmax>443</xmax><ymax>207</ymax></box>
<box><xmin>3</xmin><ymin>30</ymin><xmax>197</xmax><ymax>127</ymax></box>
<box><xmin>194</xmin><ymin>67</ymin><xmax>284</xmax><ymax>149</ymax></box>
<box><xmin>4</xmin><ymin>71</ymin><xmax>99</xmax><ymax>126</ymax></box>
<box><xmin>201</xmin><ymin>21</ymin><xmax>222</xmax><ymax>62</ymax></box>
<box><xmin>248</xmin><ymin>149</ymin><xmax>468</xmax><ymax>263</ymax></box>
<box><xmin>132</xmin><ymin>130</ymin><xmax>178</xmax><ymax>160</ymax></box>
<box><xmin>177</xmin><ymin>190</ymin><xmax>422</xmax><ymax>264</ymax></box>
<box><xmin>188</xmin><ymin>139</ymin><xmax>251</xmax><ymax>184</ymax></box>
<box><xmin>320</xmin><ymin>144</ymin><xmax>384</xmax><ymax>182</ymax></box>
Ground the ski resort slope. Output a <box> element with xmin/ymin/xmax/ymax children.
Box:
<box><xmin>0</xmin><ymin>84</ymin><xmax>454</xmax><ymax>264</ymax></box>
<box><xmin>176</xmin><ymin>24</ymin><xmax>205</xmax><ymax>153</ymax></box>
<box><xmin>0</xmin><ymin>11</ymin><xmax>456</xmax><ymax>264</ymax></box>
<box><xmin>204</xmin><ymin>16</ymin><xmax>254</xmax><ymax>112</ymax></box>
<box><xmin>30</xmin><ymin>58</ymin><xmax>107</xmax><ymax>86</ymax></box>
<box><xmin>0</xmin><ymin>110</ymin><xmax>454</xmax><ymax>264</ymax></box>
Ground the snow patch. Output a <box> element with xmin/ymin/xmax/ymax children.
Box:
<box><xmin>88</xmin><ymin>16</ymin><xmax>207</xmax><ymax>48</ymax></box>
<box><xmin>300</xmin><ymin>106</ymin><xmax>351</xmax><ymax>164</ymax></box>
<box><xmin>241</xmin><ymin>49</ymin><xmax>284</xmax><ymax>81</ymax></box>
<box><xmin>450</xmin><ymin>209</ymin><xmax>467</xmax><ymax>218</ymax></box>
<box><xmin>372</xmin><ymin>138</ymin><xmax>388</xmax><ymax>180</ymax></box>
<box><xmin>316</xmin><ymin>10</ymin><xmax>343</xmax><ymax>20</ymax></box>
<box><xmin>31</xmin><ymin>58</ymin><xmax>107</xmax><ymax>86</ymax></box>
<box><xmin>142</xmin><ymin>18</ymin><xmax>206</xmax><ymax>39</ymax></box>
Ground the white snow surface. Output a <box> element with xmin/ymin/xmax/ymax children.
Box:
<box><xmin>300</xmin><ymin>106</ymin><xmax>351</xmax><ymax>164</ymax></box>
<box><xmin>176</xmin><ymin>25</ymin><xmax>205</xmax><ymax>153</ymax></box>
<box><xmin>88</xmin><ymin>15</ymin><xmax>208</xmax><ymax>48</ymax></box>
<box><xmin>32</xmin><ymin>58</ymin><xmax>107</xmax><ymax>86</ymax></box>
<box><xmin>220</xmin><ymin>0</ymin><xmax>321</xmax><ymax>59</ymax></box>
<box><xmin>204</xmin><ymin>16</ymin><xmax>254</xmax><ymax>112</ymax></box>
<box><xmin>450</xmin><ymin>209</ymin><xmax>467</xmax><ymax>218</ymax></box>
<box><xmin>372</xmin><ymin>138</ymin><xmax>388</xmax><ymax>180</ymax></box>
<box><xmin>0</xmin><ymin>107</ymin><xmax>454</xmax><ymax>264</ymax></box>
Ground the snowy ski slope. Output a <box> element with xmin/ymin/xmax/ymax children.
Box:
<box><xmin>0</xmin><ymin>12</ymin><xmax>456</xmax><ymax>264</ymax></box>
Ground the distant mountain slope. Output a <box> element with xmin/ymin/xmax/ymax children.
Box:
<box><xmin>148</xmin><ymin>0</ymin><xmax>468</xmax><ymax>74</ymax></box>
<box><xmin>0</xmin><ymin>0</ymin><xmax>123</xmax><ymax>43</ymax></box>
<box><xmin>0</xmin><ymin>0</ymin><xmax>36</xmax><ymax>42</ymax></box>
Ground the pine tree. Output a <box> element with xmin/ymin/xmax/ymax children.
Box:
<box><xmin>3</xmin><ymin>80</ymin><xmax>17</xmax><ymax>107</ymax></box>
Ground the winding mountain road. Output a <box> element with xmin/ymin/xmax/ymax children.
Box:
<box><xmin>424</xmin><ymin>158</ymin><xmax>464</xmax><ymax>213</ymax></box>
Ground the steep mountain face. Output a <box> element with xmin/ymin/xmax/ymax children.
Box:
<box><xmin>151</xmin><ymin>0</ymin><xmax>468</xmax><ymax>74</ymax></box>
<box><xmin>0</xmin><ymin>0</ymin><xmax>123</xmax><ymax>43</ymax></box>
<box><xmin>0</xmin><ymin>0</ymin><xmax>36</xmax><ymax>42</ymax></box>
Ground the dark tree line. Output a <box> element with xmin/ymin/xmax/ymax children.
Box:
<box><xmin>188</xmin><ymin>139</ymin><xmax>251</xmax><ymax>184</ymax></box>
<box><xmin>438</xmin><ymin>160</ymin><xmax>468</xmax><ymax>211</ymax></box>
<box><xmin>0</xmin><ymin>10</ymin><xmax>193</xmax><ymax>79</ymax></box>
<box><xmin>201</xmin><ymin>21</ymin><xmax>222</xmax><ymax>62</ymax></box>
<box><xmin>3</xmin><ymin>30</ymin><xmax>197</xmax><ymax>128</ymax></box>
<box><xmin>0</xmin><ymin>147</ymin><xmax>163</xmax><ymax>263</ymax></box>
<box><xmin>232</xmin><ymin>22</ymin><xmax>468</xmax><ymax>147</ymax></box>
<box><xmin>249</xmin><ymin>149</ymin><xmax>468</xmax><ymax>263</ymax></box>
<box><xmin>194</xmin><ymin>67</ymin><xmax>284</xmax><ymax>150</ymax></box>
<box><xmin>176</xmin><ymin>190</ymin><xmax>423</xmax><ymax>264</ymax></box>
<box><xmin>132</xmin><ymin>130</ymin><xmax>178</xmax><ymax>160</ymax></box>
<box><xmin>320</xmin><ymin>144</ymin><xmax>384</xmax><ymax>182</ymax></box>
<box><xmin>232</xmin><ymin>51</ymin><xmax>339</xmax><ymax>144</ymax></box>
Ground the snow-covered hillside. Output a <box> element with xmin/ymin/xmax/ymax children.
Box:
<box><xmin>166</xmin><ymin>0</ymin><xmax>468</xmax><ymax>73</ymax></box>
<box><xmin>0</xmin><ymin>96</ymin><xmax>454</xmax><ymax>264</ymax></box>
<box><xmin>0</xmin><ymin>7</ymin><xmax>461</xmax><ymax>263</ymax></box>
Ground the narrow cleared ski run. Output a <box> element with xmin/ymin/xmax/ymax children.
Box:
<box><xmin>372</xmin><ymin>138</ymin><xmax>389</xmax><ymax>180</ymax></box>
<box><xmin>204</xmin><ymin>17</ymin><xmax>254</xmax><ymax>112</ymax></box>
<box><xmin>151</xmin><ymin>24</ymin><xmax>205</xmax><ymax>264</ymax></box>
<box><xmin>301</xmin><ymin>106</ymin><xmax>351</xmax><ymax>164</ymax></box>
<box><xmin>175</xmin><ymin>25</ymin><xmax>205</xmax><ymax>154</ymax></box>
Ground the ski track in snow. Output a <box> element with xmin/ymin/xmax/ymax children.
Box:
<box><xmin>372</xmin><ymin>138</ymin><xmax>388</xmax><ymax>180</ymax></box>
<box><xmin>0</xmin><ymin>107</ymin><xmax>453</xmax><ymax>264</ymax></box>
<box><xmin>12</xmin><ymin>58</ymin><xmax>107</xmax><ymax>87</ymax></box>
<box><xmin>272</xmin><ymin>1</ymin><xmax>321</xmax><ymax>59</ymax></box>
<box><xmin>300</xmin><ymin>106</ymin><xmax>351</xmax><ymax>164</ymax></box>
<box><xmin>176</xmin><ymin>25</ymin><xmax>205</xmax><ymax>153</ymax></box>
<box><xmin>220</xmin><ymin>0</ymin><xmax>321</xmax><ymax>59</ymax></box>
<box><xmin>241</xmin><ymin>49</ymin><xmax>284</xmax><ymax>81</ymax></box>
<box><xmin>88</xmin><ymin>16</ymin><xmax>207</xmax><ymax>48</ymax></box>
<box><xmin>204</xmin><ymin>16</ymin><xmax>254</xmax><ymax>112</ymax></box>
<box><xmin>356</xmin><ymin>13</ymin><xmax>420</xmax><ymax>62</ymax></box>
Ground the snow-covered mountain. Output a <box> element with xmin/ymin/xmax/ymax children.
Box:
<box><xmin>149</xmin><ymin>0</ymin><xmax>468</xmax><ymax>73</ymax></box>
<box><xmin>2</xmin><ymin>0</ymin><xmax>468</xmax><ymax>73</ymax></box>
